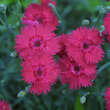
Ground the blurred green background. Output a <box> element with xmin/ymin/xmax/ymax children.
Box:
<box><xmin>0</xmin><ymin>0</ymin><xmax>110</xmax><ymax>110</ymax></box>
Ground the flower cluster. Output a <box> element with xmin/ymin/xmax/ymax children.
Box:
<box><xmin>58</xmin><ymin>27</ymin><xmax>104</xmax><ymax>89</ymax></box>
<box><xmin>15</xmin><ymin>0</ymin><xmax>105</xmax><ymax>95</ymax></box>
<box><xmin>0</xmin><ymin>100</ymin><xmax>11</xmax><ymax>110</ymax></box>
<box><xmin>15</xmin><ymin>0</ymin><xmax>60</xmax><ymax>95</ymax></box>
<box><xmin>105</xmin><ymin>88</ymin><xmax>110</xmax><ymax>110</ymax></box>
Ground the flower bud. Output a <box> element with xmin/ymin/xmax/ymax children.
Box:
<box><xmin>100</xmin><ymin>25</ymin><xmax>105</xmax><ymax>36</ymax></box>
<box><xmin>10</xmin><ymin>52</ymin><xmax>16</xmax><ymax>57</ymax></box>
<box><xmin>100</xmin><ymin>25</ymin><xmax>105</xmax><ymax>31</ymax></box>
<box><xmin>17</xmin><ymin>90</ymin><xmax>26</xmax><ymax>98</ymax></box>
<box><xmin>106</xmin><ymin>6</ymin><xmax>110</xmax><ymax>11</ymax></box>
<box><xmin>99</xmin><ymin>7</ymin><xmax>106</xmax><ymax>14</ymax></box>
<box><xmin>80</xmin><ymin>96</ymin><xmax>86</xmax><ymax>104</ymax></box>
<box><xmin>82</xmin><ymin>19</ymin><xmax>90</xmax><ymax>25</ymax></box>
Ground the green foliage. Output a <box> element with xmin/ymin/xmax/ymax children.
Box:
<box><xmin>0</xmin><ymin>0</ymin><xmax>15</xmax><ymax>5</ymax></box>
<box><xmin>88</xmin><ymin>0</ymin><xmax>102</xmax><ymax>11</ymax></box>
<box><xmin>0</xmin><ymin>0</ymin><xmax>110</xmax><ymax>110</ymax></box>
<box><xmin>21</xmin><ymin>0</ymin><xmax>41</xmax><ymax>8</ymax></box>
<box><xmin>74</xmin><ymin>95</ymin><xmax>84</xmax><ymax>110</ymax></box>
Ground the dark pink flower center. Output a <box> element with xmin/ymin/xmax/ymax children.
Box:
<box><xmin>37</xmin><ymin>18</ymin><xmax>43</xmax><ymax>24</ymax></box>
<box><xmin>37</xmin><ymin>68</ymin><xmax>42</xmax><ymax>76</ymax></box>
<box><xmin>83</xmin><ymin>43</ymin><xmax>89</xmax><ymax>49</ymax></box>
<box><xmin>35</xmin><ymin>17</ymin><xmax>43</xmax><ymax>24</ymax></box>
<box><xmin>34</xmin><ymin>40</ymin><xmax>42</xmax><ymax>47</ymax></box>
<box><xmin>71</xmin><ymin>64</ymin><xmax>81</xmax><ymax>75</ymax></box>
<box><xmin>34</xmin><ymin>67</ymin><xmax>43</xmax><ymax>78</ymax></box>
<box><xmin>74</xmin><ymin>66</ymin><xmax>80</xmax><ymax>72</ymax></box>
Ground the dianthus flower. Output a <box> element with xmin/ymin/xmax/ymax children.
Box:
<box><xmin>56</xmin><ymin>34</ymin><xmax>70</xmax><ymax>58</ymax></box>
<box><xmin>15</xmin><ymin>24</ymin><xmax>60</xmax><ymax>59</ymax></box>
<box><xmin>104</xmin><ymin>13</ymin><xmax>110</xmax><ymax>42</ymax></box>
<box><xmin>0</xmin><ymin>100</ymin><xmax>11</xmax><ymax>110</ymax></box>
<box><xmin>22</xmin><ymin>3</ymin><xmax>58</xmax><ymax>29</ymax></box>
<box><xmin>105</xmin><ymin>87</ymin><xmax>110</xmax><ymax>110</ymax></box>
<box><xmin>59</xmin><ymin>57</ymin><xmax>96</xmax><ymax>89</ymax></box>
<box><xmin>21</xmin><ymin>52</ymin><xmax>59</xmax><ymax>95</ymax></box>
<box><xmin>65</xmin><ymin>27</ymin><xmax>104</xmax><ymax>64</ymax></box>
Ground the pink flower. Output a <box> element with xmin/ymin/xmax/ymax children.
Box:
<box><xmin>0</xmin><ymin>100</ymin><xmax>11</xmax><ymax>110</ymax></box>
<box><xmin>104</xmin><ymin>13</ymin><xmax>110</xmax><ymax>42</ymax></box>
<box><xmin>59</xmin><ymin>57</ymin><xmax>96</xmax><ymax>89</ymax></box>
<box><xmin>15</xmin><ymin>24</ymin><xmax>60</xmax><ymax>59</ymax></box>
<box><xmin>56</xmin><ymin>34</ymin><xmax>68</xmax><ymax>58</ymax></box>
<box><xmin>21</xmin><ymin>52</ymin><xmax>59</xmax><ymax>95</ymax></box>
<box><xmin>57</xmin><ymin>29</ymin><xmax>103</xmax><ymax>89</ymax></box>
<box><xmin>22</xmin><ymin>3</ymin><xmax>58</xmax><ymax>30</ymax></box>
<box><xmin>65</xmin><ymin>27</ymin><xmax>104</xmax><ymax>64</ymax></box>
<box><xmin>105</xmin><ymin>87</ymin><xmax>110</xmax><ymax>110</ymax></box>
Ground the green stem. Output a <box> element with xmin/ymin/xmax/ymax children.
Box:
<box><xmin>49</xmin><ymin>3</ymin><xmax>62</xmax><ymax>23</ymax></box>
<box><xmin>97</xmin><ymin>62</ymin><xmax>110</xmax><ymax>74</ymax></box>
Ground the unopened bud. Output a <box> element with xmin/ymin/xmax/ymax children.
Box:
<box><xmin>80</xmin><ymin>96</ymin><xmax>86</xmax><ymax>104</ymax></box>
<box><xmin>17</xmin><ymin>90</ymin><xmax>26</xmax><ymax>98</ymax></box>
<box><xmin>100</xmin><ymin>25</ymin><xmax>105</xmax><ymax>31</ymax></box>
<box><xmin>10</xmin><ymin>52</ymin><xmax>16</xmax><ymax>57</ymax></box>
<box><xmin>82</xmin><ymin>19</ymin><xmax>90</xmax><ymax>25</ymax></box>
<box><xmin>106</xmin><ymin>6</ymin><xmax>110</xmax><ymax>11</ymax></box>
<box><xmin>99</xmin><ymin>7</ymin><xmax>106</xmax><ymax>14</ymax></box>
<box><xmin>100</xmin><ymin>25</ymin><xmax>105</xmax><ymax>36</ymax></box>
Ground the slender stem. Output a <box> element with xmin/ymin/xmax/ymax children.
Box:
<box><xmin>0</xmin><ymin>17</ymin><xmax>5</xmax><ymax>25</ymax></box>
<box><xmin>94</xmin><ymin>14</ymin><xmax>101</xmax><ymax>27</ymax></box>
<box><xmin>49</xmin><ymin>3</ymin><xmax>62</xmax><ymax>23</ymax></box>
<box><xmin>97</xmin><ymin>62</ymin><xmax>110</xmax><ymax>74</ymax></box>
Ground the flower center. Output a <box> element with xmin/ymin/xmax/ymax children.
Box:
<box><xmin>37</xmin><ymin>68</ymin><xmax>42</xmax><ymax>76</ymax></box>
<box><xmin>83</xmin><ymin>43</ymin><xmax>89</xmax><ymax>49</ymax></box>
<box><xmin>74</xmin><ymin>66</ymin><xmax>80</xmax><ymax>72</ymax></box>
<box><xmin>36</xmin><ymin>17</ymin><xmax>43</xmax><ymax>24</ymax></box>
<box><xmin>34</xmin><ymin>40</ymin><xmax>42</xmax><ymax>47</ymax></box>
<box><xmin>34</xmin><ymin>66</ymin><xmax>43</xmax><ymax>78</ymax></box>
<box><xmin>71</xmin><ymin>64</ymin><xmax>81</xmax><ymax>75</ymax></box>
<box><xmin>38</xmin><ymin>18</ymin><xmax>43</xmax><ymax>24</ymax></box>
